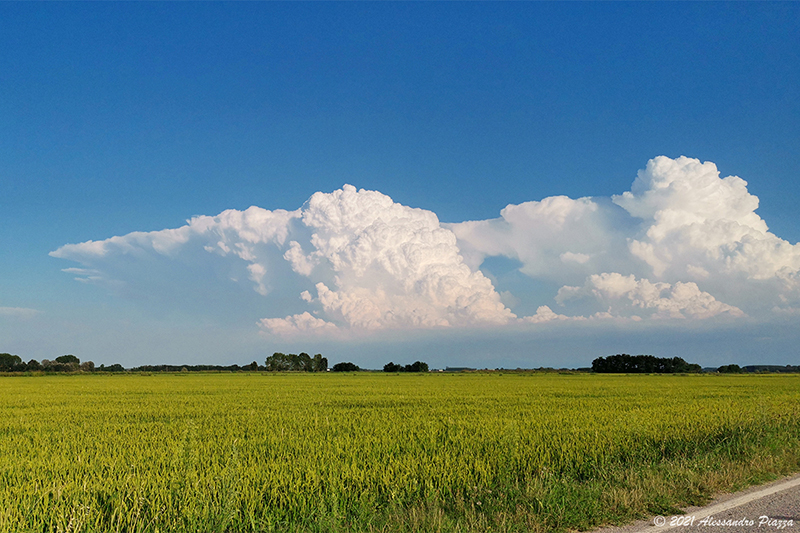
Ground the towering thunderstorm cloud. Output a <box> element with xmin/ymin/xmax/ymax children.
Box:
<box><xmin>51</xmin><ymin>156</ymin><xmax>800</xmax><ymax>336</ymax></box>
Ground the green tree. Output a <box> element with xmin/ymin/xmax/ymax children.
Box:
<box><xmin>332</xmin><ymin>362</ymin><xmax>359</xmax><ymax>372</ymax></box>
<box><xmin>592</xmin><ymin>354</ymin><xmax>701</xmax><ymax>373</ymax></box>
<box><xmin>265</xmin><ymin>352</ymin><xmax>291</xmax><ymax>371</ymax></box>
<box><xmin>298</xmin><ymin>353</ymin><xmax>313</xmax><ymax>372</ymax></box>
<box><xmin>266</xmin><ymin>352</ymin><xmax>327</xmax><ymax>372</ymax></box>
<box><xmin>0</xmin><ymin>353</ymin><xmax>22</xmax><ymax>371</ymax></box>
<box><xmin>312</xmin><ymin>354</ymin><xmax>328</xmax><ymax>372</ymax></box>
<box><xmin>403</xmin><ymin>361</ymin><xmax>429</xmax><ymax>373</ymax></box>
<box><xmin>56</xmin><ymin>354</ymin><xmax>80</xmax><ymax>365</ymax></box>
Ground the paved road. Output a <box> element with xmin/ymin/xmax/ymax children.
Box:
<box><xmin>592</xmin><ymin>473</ymin><xmax>800</xmax><ymax>533</ymax></box>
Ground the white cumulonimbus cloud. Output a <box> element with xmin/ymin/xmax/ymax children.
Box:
<box><xmin>52</xmin><ymin>185</ymin><xmax>515</xmax><ymax>336</ymax></box>
<box><xmin>295</xmin><ymin>186</ymin><xmax>514</xmax><ymax>330</ymax></box>
<box><xmin>51</xmin><ymin>156</ymin><xmax>800</xmax><ymax>336</ymax></box>
<box><xmin>258</xmin><ymin>312</ymin><xmax>339</xmax><ymax>336</ymax></box>
<box><xmin>451</xmin><ymin>155</ymin><xmax>800</xmax><ymax>318</ymax></box>
<box><xmin>555</xmin><ymin>272</ymin><xmax>744</xmax><ymax>320</ymax></box>
<box><xmin>449</xmin><ymin>195</ymin><xmax>632</xmax><ymax>280</ymax></box>
<box><xmin>612</xmin><ymin>156</ymin><xmax>800</xmax><ymax>282</ymax></box>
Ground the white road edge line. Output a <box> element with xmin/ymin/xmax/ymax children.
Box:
<box><xmin>635</xmin><ymin>475</ymin><xmax>800</xmax><ymax>532</ymax></box>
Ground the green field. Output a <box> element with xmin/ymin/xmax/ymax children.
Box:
<box><xmin>1</xmin><ymin>372</ymin><xmax>799</xmax><ymax>532</ymax></box>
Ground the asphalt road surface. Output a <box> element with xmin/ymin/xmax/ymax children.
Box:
<box><xmin>592</xmin><ymin>473</ymin><xmax>800</xmax><ymax>533</ymax></box>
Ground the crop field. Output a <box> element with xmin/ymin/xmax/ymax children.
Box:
<box><xmin>1</xmin><ymin>373</ymin><xmax>799</xmax><ymax>533</ymax></box>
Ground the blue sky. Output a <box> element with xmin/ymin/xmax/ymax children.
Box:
<box><xmin>2</xmin><ymin>2</ymin><xmax>799</xmax><ymax>369</ymax></box>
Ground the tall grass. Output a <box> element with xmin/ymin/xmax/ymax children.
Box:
<box><xmin>0</xmin><ymin>373</ymin><xmax>798</xmax><ymax>532</ymax></box>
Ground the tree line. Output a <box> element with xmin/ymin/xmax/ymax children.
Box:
<box><xmin>265</xmin><ymin>352</ymin><xmax>328</xmax><ymax>372</ymax></box>
<box><xmin>591</xmin><ymin>354</ymin><xmax>701</xmax><ymax>373</ymax></box>
<box><xmin>717</xmin><ymin>364</ymin><xmax>800</xmax><ymax>373</ymax></box>
<box><xmin>11</xmin><ymin>349</ymin><xmax>777</xmax><ymax>375</ymax></box>
<box><xmin>0</xmin><ymin>353</ymin><xmax>124</xmax><ymax>373</ymax></box>
<box><xmin>132</xmin><ymin>362</ymin><xmax>261</xmax><ymax>372</ymax></box>
<box><xmin>0</xmin><ymin>351</ymin><xmax>360</xmax><ymax>374</ymax></box>
<box><xmin>383</xmin><ymin>361</ymin><xmax>429</xmax><ymax>372</ymax></box>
